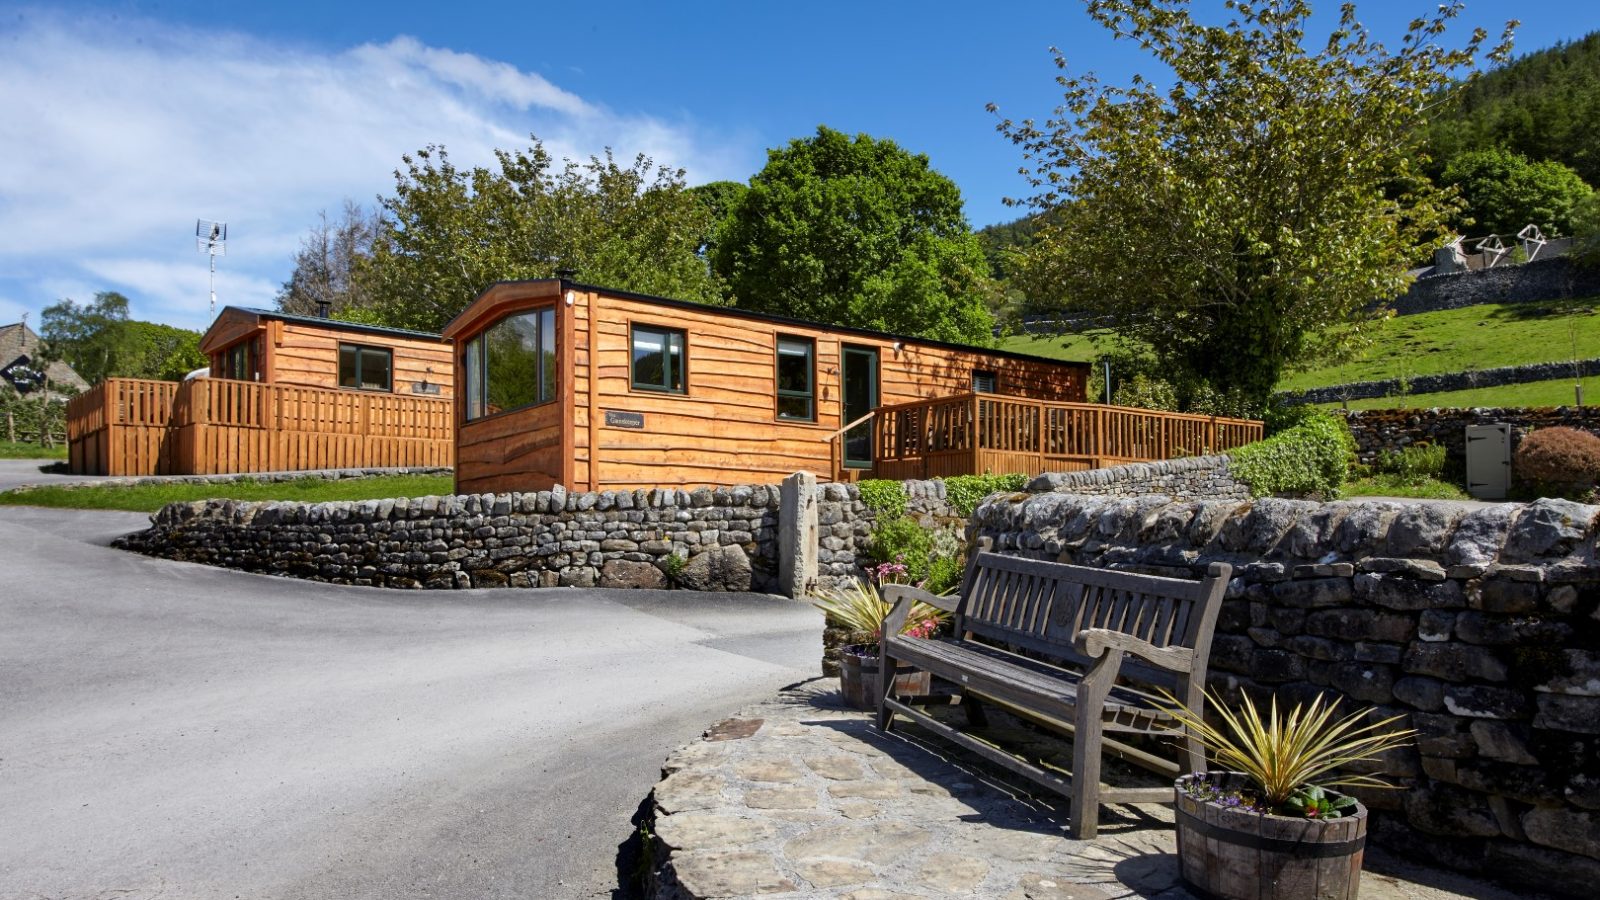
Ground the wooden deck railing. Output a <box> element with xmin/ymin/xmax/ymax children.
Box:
<box><xmin>871</xmin><ymin>392</ymin><xmax>1263</xmax><ymax>481</ymax></box>
<box><xmin>67</xmin><ymin>377</ymin><xmax>453</xmax><ymax>476</ymax></box>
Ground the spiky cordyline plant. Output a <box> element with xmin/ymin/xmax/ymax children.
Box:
<box><xmin>809</xmin><ymin>579</ymin><xmax>948</xmax><ymax>642</ymax></box>
<box><xmin>1160</xmin><ymin>689</ymin><xmax>1416</xmax><ymax>811</ymax></box>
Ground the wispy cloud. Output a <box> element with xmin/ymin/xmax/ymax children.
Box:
<box><xmin>0</xmin><ymin>11</ymin><xmax>745</xmax><ymax>332</ymax></box>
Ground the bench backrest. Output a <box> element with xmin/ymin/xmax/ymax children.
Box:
<box><xmin>954</xmin><ymin>550</ymin><xmax>1231</xmax><ymax>695</ymax></box>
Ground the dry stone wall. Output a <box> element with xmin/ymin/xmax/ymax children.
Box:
<box><xmin>1025</xmin><ymin>454</ymin><xmax>1249</xmax><ymax>501</ymax></box>
<box><xmin>1392</xmin><ymin>255</ymin><xmax>1600</xmax><ymax>316</ymax></box>
<box><xmin>1285</xmin><ymin>358</ymin><xmax>1600</xmax><ymax>406</ymax></box>
<box><xmin>1340</xmin><ymin>406</ymin><xmax>1600</xmax><ymax>471</ymax></box>
<box><xmin>971</xmin><ymin>491</ymin><xmax>1600</xmax><ymax>895</ymax></box>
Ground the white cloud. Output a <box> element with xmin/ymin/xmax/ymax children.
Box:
<box><xmin>0</xmin><ymin>11</ymin><xmax>746</xmax><ymax>332</ymax></box>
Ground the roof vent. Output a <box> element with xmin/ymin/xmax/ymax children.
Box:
<box><xmin>554</xmin><ymin>267</ymin><xmax>577</xmax><ymax>282</ymax></box>
<box><xmin>316</xmin><ymin>300</ymin><xmax>331</xmax><ymax>319</ymax></box>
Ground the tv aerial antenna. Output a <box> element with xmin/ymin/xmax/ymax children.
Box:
<box><xmin>196</xmin><ymin>219</ymin><xmax>228</xmax><ymax>314</ymax></box>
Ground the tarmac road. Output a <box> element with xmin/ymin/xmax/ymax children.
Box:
<box><xmin>0</xmin><ymin>506</ymin><xmax>822</xmax><ymax>899</ymax></box>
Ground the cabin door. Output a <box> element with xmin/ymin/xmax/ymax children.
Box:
<box><xmin>841</xmin><ymin>345</ymin><xmax>878</xmax><ymax>469</ymax></box>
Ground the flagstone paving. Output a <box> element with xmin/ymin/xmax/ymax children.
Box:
<box><xmin>645</xmin><ymin>680</ymin><xmax>1548</xmax><ymax>900</ymax></box>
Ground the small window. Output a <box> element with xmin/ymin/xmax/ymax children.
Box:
<box><xmin>339</xmin><ymin>344</ymin><xmax>393</xmax><ymax>391</ymax></box>
<box><xmin>631</xmin><ymin>324</ymin><xmax>686</xmax><ymax>393</ymax></box>
<box><xmin>775</xmin><ymin>335</ymin><xmax>815</xmax><ymax>421</ymax></box>
<box><xmin>973</xmin><ymin>370</ymin><xmax>997</xmax><ymax>394</ymax></box>
<box><xmin>463</xmin><ymin>306</ymin><xmax>557</xmax><ymax>421</ymax></box>
<box><xmin>219</xmin><ymin>340</ymin><xmax>256</xmax><ymax>381</ymax></box>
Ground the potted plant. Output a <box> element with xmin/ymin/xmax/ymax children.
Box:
<box><xmin>811</xmin><ymin>561</ymin><xmax>948</xmax><ymax>711</ymax></box>
<box><xmin>1158</xmin><ymin>689</ymin><xmax>1415</xmax><ymax>900</ymax></box>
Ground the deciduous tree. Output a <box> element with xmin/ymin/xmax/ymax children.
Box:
<box><xmin>711</xmin><ymin>126</ymin><xmax>996</xmax><ymax>345</ymax></box>
<box><xmin>992</xmin><ymin>0</ymin><xmax>1514</xmax><ymax>408</ymax></box>
<box><xmin>1439</xmin><ymin>148</ymin><xmax>1593</xmax><ymax>237</ymax></box>
<box><xmin>362</xmin><ymin>138</ymin><xmax>720</xmax><ymax>332</ymax></box>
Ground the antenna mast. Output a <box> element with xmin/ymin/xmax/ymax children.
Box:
<box><xmin>196</xmin><ymin>219</ymin><xmax>228</xmax><ymax>314</ymax></box>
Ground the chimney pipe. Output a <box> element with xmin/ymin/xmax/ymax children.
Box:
<box><xmin>316</xmin><ymin>300</ymin><xmax>331</xmax><ymax>319</ymax></box>
<box><xmin>554</xmin><ymin>267</ymin><xmax>577</xmax><ymax>283</ymax></box>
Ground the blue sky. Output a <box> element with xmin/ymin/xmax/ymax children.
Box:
<box><xmin>1</xmin><ymin>1</ymin><xmax>1594</xmax><ymax>333</ymax></box>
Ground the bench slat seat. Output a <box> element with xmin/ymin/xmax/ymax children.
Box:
<box><xmin>883</xmin><ymin>636</ymin><xmax>1173</xmax><ymax>732</ymax></box>
<box><xmin>876</xmin><ymin>546</ymin><xmax>1231</xmax><ymax>839</ymax></box>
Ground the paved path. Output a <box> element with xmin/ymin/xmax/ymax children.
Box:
<box><xmin>0</xmin><ymin>457</ymin><xmax>91</xmax><ymax>491</ymax></box>
<box><xmin>647</xmin><ymin>683</ymin><xmax>1549</xmax><ymax>900</ymax></box>
<box><xmin>0</xmin><ymin>506</ymin><xmax>822</xmax><ymax>899</ymax></box>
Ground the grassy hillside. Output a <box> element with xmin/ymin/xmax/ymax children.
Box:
<box><xmin>1279</xmin><ymin>301</ymin><xmax>1600</xmax><ymax>392</ymax></box>
<box><xmin>1336</xmin><ymin>376</ymin><xmax>1599</xmax><ymax>411</ymax></box>
<box><xmin>1001</xmin><ymin>302</ymin><xmax>1600</xmax><ymax>401</ymax></box>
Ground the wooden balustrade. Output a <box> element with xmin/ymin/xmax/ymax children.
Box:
<box><xmin>67</xmin><ymin>377</ymin><xmax>453</xmax><ymax>476</ymax></box>
<box><xmin>872</xmin><ymin>392</ymin><xmax>1263</xmax><ymax>480</ymax></box>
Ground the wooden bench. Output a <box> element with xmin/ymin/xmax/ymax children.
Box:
<box><xmin>877</xmin><ymin>545</ymin><xmax>1232</xmax><ymax>839</ymax></box>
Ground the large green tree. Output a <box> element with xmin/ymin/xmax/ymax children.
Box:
<box><xmin>993</xmin><ymin>0</ymin><xmax>1514</xmax><ymax>408</ymax></box>
<box><xmin>361</xmin><ymin>138</ymin><xmax>721</xmax><ymax>332</ymax></box>
<box><xmin>711</xmin><ymin>126</ymin><xmax>996</xmax><ymax>345</ymax></box>
<box><xmin>40</xmin><ymin>292</ymin><xmax>206</xmax><ymax>384</ymax></box>
<box><xmin>1439</xmin><ymin>148</ymin><xmax>1593</xmax><ymax>237</ymax></box>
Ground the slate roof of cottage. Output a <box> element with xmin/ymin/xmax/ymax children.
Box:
<box><xmin>0</xmin><ymin>321</ymin><xmax>91</xmax><ymax>394</ymax></box>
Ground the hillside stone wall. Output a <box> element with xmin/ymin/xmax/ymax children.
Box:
<box><xmin>1340</xmin><ymin>406</ymin><xmax>1600</xmax><ymax>471</ymax></box>
<box><xmin>1284</xmin><ymin>358</ymin><xmax>1600</xmax><ymax>406</ymax></box>
<box><xmin>1392</xmin><ymin>255</ymin><xmax>1600</xmax><ymax>316</ymax></box>
<box><xmin>971</xmin><ymin>491</ymin><xmax>1600</xmax><ymax>894</ymax></box>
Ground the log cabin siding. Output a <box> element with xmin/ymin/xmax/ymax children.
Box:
<box><xmin>445</xmin><ymin>281</ymin><xmax>1089</xmax><ymax>493</ymax></box>
<box><xmin>199</xmin><ymin>308</ymin><xmax>453</xmax><ymax>398</ymax></box>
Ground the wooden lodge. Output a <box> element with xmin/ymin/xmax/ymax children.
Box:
<box><xmin>446</xmin><ymin>278</ymin><xmax>1204</xmax><ymax>494</ymax></box>
<box><xmin>67</xmin><ymin>309</ymin><xmax>454</xmax><ymax>476</ymax></box>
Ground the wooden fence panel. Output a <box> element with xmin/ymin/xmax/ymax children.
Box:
<box><xmin>67</xmin><ymin>377</ymin><xmax>454</xmax><ymax>476</ymax></box>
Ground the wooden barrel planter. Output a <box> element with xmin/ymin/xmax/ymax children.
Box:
<box><xmin>1174</xmin><ymin>773</ymin><xmax>1368</xmax><ymax>900</ymax></box>
<box><xmin>838</xmin><ymin>646</ymin><xmax>932</xmax><ymax>711</ymax></box>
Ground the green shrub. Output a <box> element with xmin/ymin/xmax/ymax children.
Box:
<box><xmin>1229</xmin><ymin>410</ymin><xmax>1356</xmax><ymax>498</ymax></box>
<box><xmin>1374</xmin><ymin>443</ymin><xmax>1447</xmax><ymax>481</ymax></box>
<box><xmin>863</xmin><ymin>515</ymin><xmax>934</xmax><ymax>582</ymax></box>
<box><xmin>1514</xmin><ymin>427</ymin><xmax>1600</xmax><ymax>500</ymax></box>
<box><xmin>856</xmin><ymin>479</ymin><xmax>906</xmax><ymax>519</ymax></box>
<box><xmin>942</xmin><ymin>473</ymin><xmax>1028</xmax><ymax>516</ymax></box>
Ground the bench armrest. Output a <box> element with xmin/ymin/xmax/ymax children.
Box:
<box><xmin>882</xmin><ymin>584</ymin><xmax>959</xmax><ymax>615</ymax></box>
<box><xmin>1075</xmin><ymin>628</ymin><xmax>1195</xmax><ymax>674</ymax></box>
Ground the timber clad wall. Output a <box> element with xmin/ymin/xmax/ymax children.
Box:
<box><xmin>201</xmin><ymin>308</ymin><xmax>454</xmax><ymax>398</ymax></box>
<box><xmin>446</xmin><ymin>281</ymin><xmax>1090</xmax><ymax>494</ymax></box>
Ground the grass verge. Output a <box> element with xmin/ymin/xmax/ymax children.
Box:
<box><xmin>0</xmin><ymin>440</ymin><xmax>67</xmax><ymax>459</ymax></box>
<box><xmin>1341</xmin><ymin>475</ymin><xmax>1471</xmax><ymax>501</ymax></box>
<box><xmin>0</xmin><ymin>474</ymin><xmax>457</xmax><ymax>513</ymax></box>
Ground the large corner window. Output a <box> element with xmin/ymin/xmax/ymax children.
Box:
<box><xmin>631</xmin><ymin>324</ymin><xmax>686</xmax><ymax>393</ymax></box>
<box><xmin>339</xmin><ymin>343</ymin><xmax>393</xmax><ymax>391</ymax></box>
<box><xmin>775</xmin><ymin>335</ymin><xmax>815</xmax><ymax>421</ymax></box>
<box><xmin>464</xmin><ymin>306</ymin><xmax>556</xmax><ymax>421</ymax></box>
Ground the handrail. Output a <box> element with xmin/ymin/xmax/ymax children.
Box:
<box><xmin>820</xmin><ymin>410</ymin><xmax>876</xmax><ymax>442</ymax></box>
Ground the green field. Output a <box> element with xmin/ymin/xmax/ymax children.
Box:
<box><xmin>0</xmin><ymin>440</ymin><xmax>67</xmax><ymax>459</ymax></box>
<box><xmin>1333</xmin><ymin>376</ymin><xmax>1599</xmax><ymax>411</ymax></box>
<box><xmin>999</xmin><ymin>302</ymin><xmax>1600</xmax><ymax>406</ymax></box>
<box><xmin>0</xmin><ymin>473</ymin><xmax>457</xmax><ymax>512</ymax></box>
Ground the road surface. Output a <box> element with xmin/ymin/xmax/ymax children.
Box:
<box><xmin>0</xmin><ymin>506</ymin><xmax>822</xmax><ymax>899</ymax></box>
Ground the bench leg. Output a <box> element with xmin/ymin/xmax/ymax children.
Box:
<box><xmin>875</xmin><ymin>651</ymin><xmax>897</xmax><ymax>732</ymax></box>
<box><xmin>1068</xmin><ymin>711</ymin><xmax>1105</xmax><ymax>839</ymax></box>
<box><xmin>960</xmin><ymin>693</ymin><xmax>988</xmax><ymax>728</ymax></box>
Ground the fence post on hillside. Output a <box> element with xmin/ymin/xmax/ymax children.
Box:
<box><xmin>779</xmin><ymin>472</ymin><xmax>819</xmax><ymax>600</ymax></box>
<box><xmin>6</xmin><ymin>411</ymin><xmax>13</xmax><ymax>443</ymax></box>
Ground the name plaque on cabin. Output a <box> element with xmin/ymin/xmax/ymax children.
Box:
<box><xmin>411</xmin><ymin>382</ymin><xmax>441</xmax><ymax>395</ymax></box>
<box><xmin>605</xmin><ymin>410</ymin><xmax>645</xmax><ymax>429</ymax></box>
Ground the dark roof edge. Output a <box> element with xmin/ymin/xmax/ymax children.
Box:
<box><xmin>233</xmin><ymin>307</ymin><xmax>445</xmax><ymax>341</ymax></box>
<box><xmin>466</xmin><ymin>279</ymin><xmax>1089</xmax><ymax>368</ymax></box>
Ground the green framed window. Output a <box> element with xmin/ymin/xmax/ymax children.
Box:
<box><xmin>775</xmin><ymin>335</ymin><xmax>815</xmax><ymax>421</ymax></box>
<box><xmin>338</xmin><ymin>343</ymin><xmax>393</xmax><ymax>391</ymax></box>
<box><xmin>631</xmin><ymin>324</ymin><xmax>686</xmax><ymax>393</ymax></box>
<box><xmin>463</xmin><ymin>306</ymin><xmax>556</xmax><ymax>421</ymax></box>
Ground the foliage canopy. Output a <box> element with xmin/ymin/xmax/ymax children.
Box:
<box><xmin>992</xmin><ymin>0</ymin><xmax>1514</xmax><ymax>408</ymax></box>
<box><xmin>40</xmin><ymin>292</ymin><xmax>205</xmax><ymax>384</ymax></box>
<box><xmin>712</xmin><ymin>126</ymin><xmax>996</xmax><ymax>345</ymax></box>
<box><xmin>1439</xmin><ymin>148</ymin><xmax>1593</xmax><ymax>237</ymax></box>
<box><xmin>362</xmin><ymin>137</ymin><xmax>721</xmax><ymax>332</ymax></box>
